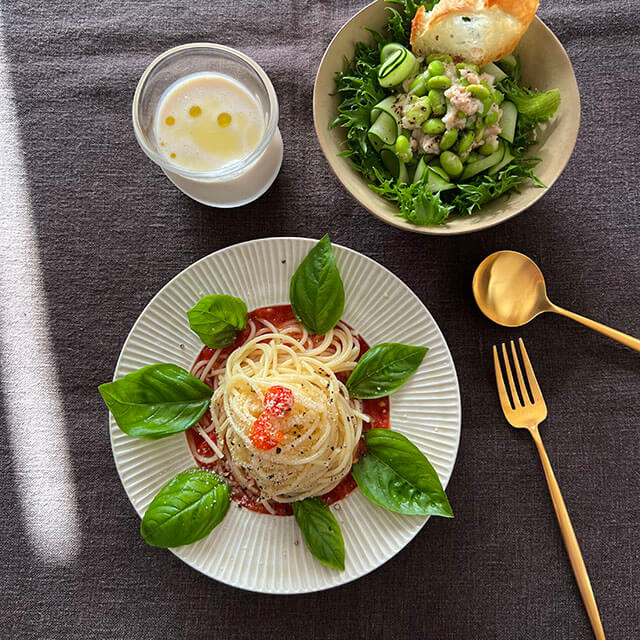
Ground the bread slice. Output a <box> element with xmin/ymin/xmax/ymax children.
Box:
<box><xmin>410</xmin><ymin>0</ymin><xmax>539</xmax><ymax>67</ymax></box>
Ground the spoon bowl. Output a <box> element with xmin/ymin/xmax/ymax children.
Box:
<box><xmin>473</xmin><ymin>250</ymin><xmax>640</xmax><ymax>352</ymax></box>
<box><xmin>473</xmin><ymin>251</ymin><xmax>552</xmax><ymax>327</ymax></box>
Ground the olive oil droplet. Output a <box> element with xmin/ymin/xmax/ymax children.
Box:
<box><xmin>189</xmin><ymin>105</ymin><xmax>202</xmax><ymax>118</ymax></box>
<box><xmin>218</xmin><ymin>112</ymin><xmax>232</xmax><ymax>128</ymax></box>
<box><xmin>165</xmin><ymin>116</ymin><xmax>175</xmax><ymax>126</ymax></box>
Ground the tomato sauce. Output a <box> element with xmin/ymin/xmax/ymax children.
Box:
<box><xmin>185</xmin><ymin>305</ymin><xmax>389</xmax><ymax>516</ymax></box>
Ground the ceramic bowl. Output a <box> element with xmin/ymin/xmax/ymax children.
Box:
<box><xmin>313</xmin><ymin>0</ymin><xmax>580</xmax><ymax>235</ymax></box>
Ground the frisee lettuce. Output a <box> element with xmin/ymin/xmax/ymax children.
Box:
<box><xmin>498</xmin><ymin>76</ymin><xmax>561</xmax><ymax>149</ymax></box>
<box><xmin>332</xmin><ymin>0</ymin><xmax>561</xmax><ymax>226</ymax></box>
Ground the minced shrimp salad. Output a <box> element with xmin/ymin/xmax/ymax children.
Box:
<box><xmin>331</xmin><ymin>0</ymin><xmax>561</xmax><ymax>226</ymax></box>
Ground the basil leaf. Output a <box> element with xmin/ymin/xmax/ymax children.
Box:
<box><xmin>187</xmin><ymin>294</ymin><xmax>248</xmax><ymax>348</ymax></box>
<box><xmin>352</xmin><ymin>429</ymin><xmax>453</xmax><ymax>517</ymax></box>
<box><xmin>290</xmin><ymin>234</ymin><xmax>345</xmax><ymax>335</ymax></box>
<box><xmin>140</xmin><ymin>468</ymin><xmax>230</xmax><ymax>548</ymax></box>
<box><xmin>292</xmin><ymin>498</ymin><xmax>345</xmax><ymax>571</ymax></box>
<box><xmin>346</xmin><ymin>343</ymin><xmax>428</xmax><ymax>399</ymax></box>
<box><xmin>98</xmin><ymin>363</ymin><xmax>212</xmax><ymax>440</ymax></box>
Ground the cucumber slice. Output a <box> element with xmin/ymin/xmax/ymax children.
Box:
<box><xmin>425</xmin><ymin>167</ymin><xmax>455</xmax><ymax>193</ymax></box>
<box><xmin>398</xmin><ymin>161</ymin><xmax>409</xmax><ymax>184</ymax></box>
<box><xmin>479</xmin><ymin>62</ymin><xmax>507</xmax><ymax>82</ymax></box>
<box><xmin>370</xmin><ymin>95</ymin><xmax>396</xmax><ymax>125</ymax></box>
<box><xmin>368</xmin><ymin>100</ymin><xmax>400</xmax><ymax>151</ymax></box>
<box><xmin>497</xmin><ymin>54</ymin><xmax>518</xmax><ymax>77</ymax></box>
<box><xmin>412</xmin><ymin>155</ymin><xmax>439</xmax><ymax>184</ymax></box>
<box><xmin>380</xmin><ymin>148</ymin><xmax>400</xmax><ymax>178</ymax></box>
<box><xmin>378</xmin><ymin>47</ymin><xmax>417</xmax><ymax>88</ymax></box>
<box><xmin>499</xmin><ymin>101</ymin><xmax>517</xmax><ymax>144</ymax></box>
<box><xmin>412</xmin><ymin>157</ymin><xmax>427</xmax><ymax>184</ymax></box>
<box><xmin>460</xmin><ymin>140</ymin><xmax>505</xmax><ymax>180</ymax></box>
<box><xmin>429</xmin><ymin>165</ymin><xmax>449</xmax><ymax>181</ymax></box>
<box><xmin>380</xmin><ymin>149</ymin><xmax>408</xmax><ymax>183</ymax></box>
<box><xmin>488</xmin><ymin>143</ymin><xmax>514</xmax><ymax>176</ymax></box>
<box><xmin>380</xmin><ymin>43</ymin><xmax>404</xmax><ymax>63</ymax></box>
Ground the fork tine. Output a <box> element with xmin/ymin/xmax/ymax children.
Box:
<box><xmin>492</xmin><ymin>345</ymin><xmax>513</xmax><ymax>414</ymax></box>
<box><xmin>518</xmin><ymin>338</ymin><xmax>544</xmax><ymax>404</ymax></box>
<box><xmin>509</xmin><ymin>340</ymin><xmax>531</xmax><ymax>404</ymax></box>
<box><xmin>501</xmin><ymin>343</ymin><xmax>522</xmax><ymax>408</ymax></box>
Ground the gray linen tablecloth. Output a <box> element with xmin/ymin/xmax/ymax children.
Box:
<box><xmin>1</xmin><ymin>1</ymin><xmax>638</xmax><ymax>638</ymax></box>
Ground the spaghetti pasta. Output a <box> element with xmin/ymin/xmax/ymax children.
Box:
<box><xmin>190</xmin><ymin>311</ymin><xmax>370</xmax><ymax>506</ymax></box>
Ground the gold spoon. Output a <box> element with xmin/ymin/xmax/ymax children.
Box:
<box><xmin>473</xmin><ymin>250</ymin><xmax>640</xmax><ymax>352</ymax></box>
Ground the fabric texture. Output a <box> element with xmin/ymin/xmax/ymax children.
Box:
<box><xmin>0</xmin><ymin>1</ymin><xmax>638</xmax><ymax>638</ymax></box>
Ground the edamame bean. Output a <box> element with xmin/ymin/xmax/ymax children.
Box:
<box><xmin>396</xmin><ymin>135</ymin><xmax>410</xmax><ymax>155</ymax></box>
<box><xmin>440</xmin><ymin>151</ymin><xmax>463</xmax><ymax>178</ymax></box>
<box><xmin>481</xmin><ymin>96</ymin><xmax>493</xmax><ymax>116</ymax></box>
<box><xmin>426</xmin><ymin>53</ymin><xmax>452</xmax><ymax>63</ymax></box>
<box><xmin>405</xmin><ymin>98</ymin><xmax>431</xmax><ymax>126</ymax></box>
<box><xmin>494</xmin><ymin>90</ymin><xmax>504</xmax><ymax>105</ymax></box>
<box><xmin>428</xmin><ymin>89</ymin><xmax>446</xmax><ymax>115</ymax></box>
<box><xmin>475</xmin><ymin>125</ymin><xmax>485</xmax><ymax>141</ymax></box>
<box><xmin>466</xmin><ymin>84</ymin><xmax>490</xmax><ymax>100</ymax></box>
<box><xmin>457</xmin><ymin>130</ymin><xmax>475</xmax><ymax>154</ymax></box>
<box><xmin>466</xmin><ymin>151</ymin><xmax>479</xmax><ymax>163</ymax></box>
<box><xmin>484</xmin><ymin>110</ymin><xmax>499</xmax><ymax>126</ymax></box>
<box><xmin>428</xmin><ymin>75</ymin><xmax>452</xmax><ymax>90</ymax></box>
<box><xmin>395</xmin><ymin>134</ymin><xmax>413</xmax><ymax>162</ymax></box>
<box><xmin>479</xmin><ymin>138</ymin><xmax>500</xmax><ymax>155</ymax></box>
<box><xmin>421</xmin><ymin>118</ymin><xmax>446</xmax><ymax>135</ymax></box>
<box><xmin>427</xmin><ymin>60</ymin><xmax>445</xmax><ymax>76</ymax></box>
<box><xmin>457</xmin><ymin>62</ymin><xmax>479</xmax><ymax>72</ymax></box>
<box><xmin>439</xmin><ymin>129</ymin><xmax>459</xmax><ymax>151</ymax></box>
<box><xmin>409</xmin><ymin>74</ymin><xmax>428</xmax><ymax>96</ymax></box>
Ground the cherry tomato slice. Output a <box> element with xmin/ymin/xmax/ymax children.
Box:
<box><xmin>250</xmin><ymin>413</ymin><xmax>285</xmax><ymax>450</ymax></box>
<box><xmin>263</xmin><ymin>385</ymin><xmax>294</xmax><ymax>417</ymax></box>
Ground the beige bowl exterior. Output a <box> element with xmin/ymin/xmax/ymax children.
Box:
<box><xmin>313</xmin><ymin>0</ymin><xmax>580</xmax><ymax>235</ymax></box>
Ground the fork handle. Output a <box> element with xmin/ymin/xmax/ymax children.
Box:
<box><xmin>529</xmin><ymin>426</ymin><xmax>606</xmax><ymax>640</ymax></box>
<box><xmin>551</xmin><ymin>304</ymin><xmax>640</xmax><ymax>352</ymax></box>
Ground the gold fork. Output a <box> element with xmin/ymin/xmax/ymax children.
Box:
<box><xmin>493</xmin><ymin>338</ymin><xmax>606</xmax><ymax>640</ymax></box>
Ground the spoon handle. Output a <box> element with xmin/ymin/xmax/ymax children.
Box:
<box><xmin>551</xmin><ymin>305</ymin><xmax>640</xmax><ymax>352</ymax></box>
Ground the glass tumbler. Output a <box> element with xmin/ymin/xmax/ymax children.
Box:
<box><xmin>132</xmin><ymin>43</ymin><xmax>283</xmax><ymax>208</ymax></box>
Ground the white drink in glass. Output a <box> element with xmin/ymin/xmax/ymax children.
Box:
<box><xmin>132</xmin><ymin>43</ymin><xmax>282</xmax><ymax>208</ymax></box>
<box><xmin>155</xmin><ymin>72</ymin><xmax>265</xmax><ymax>172</ymax></box>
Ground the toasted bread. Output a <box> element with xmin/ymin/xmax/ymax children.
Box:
<box><xmin>410</xmin><ymin>0</ymin><xmax>539</xmax><ymax>67</ymax></box>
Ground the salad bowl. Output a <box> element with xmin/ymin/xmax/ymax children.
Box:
<box><xmin>313</xmin><ymin>0</ymin><xmax>580</xmax><ymax>235</ymax></box>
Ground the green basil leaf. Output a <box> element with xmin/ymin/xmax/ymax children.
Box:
<box><xmin>98</xmin><ymin>363</ymin><xmax>212</xmax><ymax>440</ymax></box>
<box><xmin>292</xmin><ymin>498</ymin><xmax>345</xmax><ymax>570</ymax></box>
<box><xmin>346</xmin><ymin>342</ymin><xmax>428</xmax><ymax>399</ymax></box>
<box><xmin>352</xmin><ymin>429</ymin><xmax>453</xmax><ymax>517</ymax></box>
<box><xmin>187</xmin><ymin>294</ymin><xmax>248</xmax><ymax>348</ymax></box>
<box><xmin>140</xmin><ymin>468</ymin><xmax>230</xmax><ymax>548</ymax></box>
<box><xmin>289</xmin><ymin>234</ymin><xmax>345</xmax><ymax>335</ymax></box>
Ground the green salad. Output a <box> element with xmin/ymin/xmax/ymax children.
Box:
<box><xmin>331</xmin><ymin>0</ymin><xmax>561</xmax><ymax>226</ymax></box>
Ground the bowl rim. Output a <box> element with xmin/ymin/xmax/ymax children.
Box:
<box><xmin>313</xmin><ymin>0</ymin><xmax>581</xmax><ymax>236</ymax></box>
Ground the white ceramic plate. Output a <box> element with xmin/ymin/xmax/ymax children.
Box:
<box><xmin>109</xmin><ymin>237</ymin><xmax>461</xmax><ymax>593</ymax></box>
